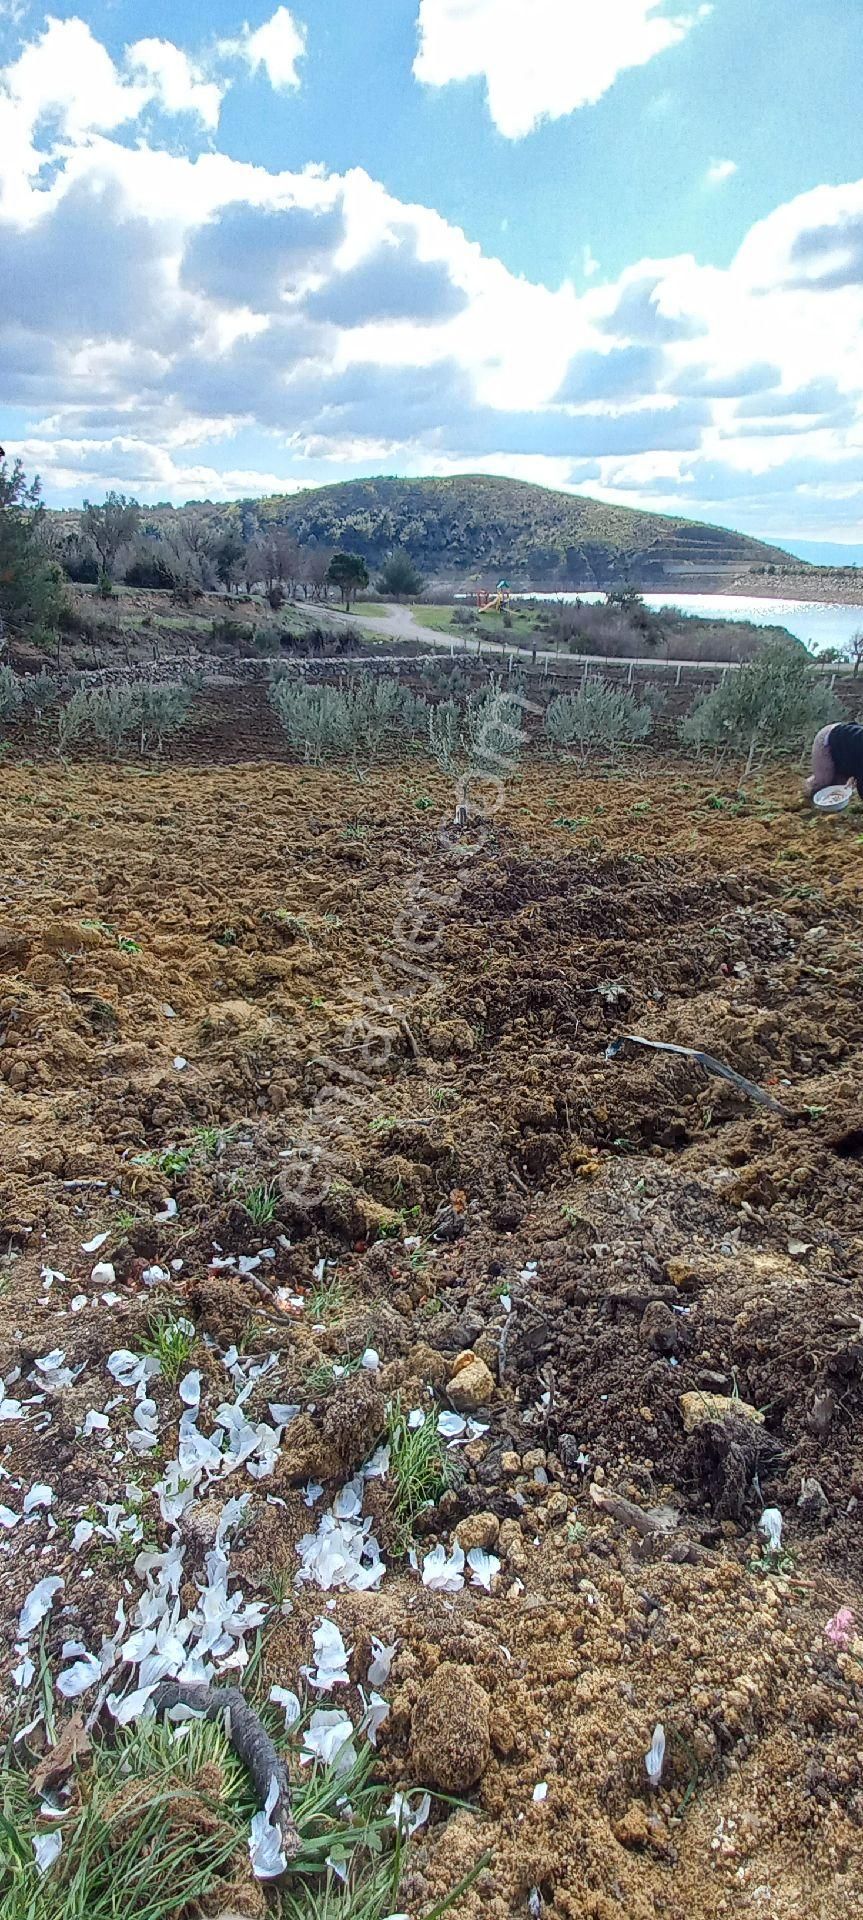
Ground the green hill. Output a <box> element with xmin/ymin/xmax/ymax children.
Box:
<box><xmin>250</xmin><ymin>473</ymin><xmax>797</xmax><ymax>587</ymax></box>
<box><xmin>50</xmin><ymin>473</ymin><xmax>802</xmax><ymax>591</ymax></box>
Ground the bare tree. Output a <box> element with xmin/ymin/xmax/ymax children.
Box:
<box><xmin>81</xmin><ymin>492</ymin><xmax>140</xmax><ymax>579</ymax></box>
<box><xmin>301</xmin><ymin>546</ymin><xmax>335</xmax><ymax>602</ymax></box>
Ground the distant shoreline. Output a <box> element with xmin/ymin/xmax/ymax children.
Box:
<box><xmin>499</xmin><ymin>577</ymin><xmax>863</xmax><ymax>607</ymax></box>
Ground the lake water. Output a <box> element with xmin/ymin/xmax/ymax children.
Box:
<box><xmin>519</xmin><ymin>592</ymin><xmax>863</xmax><ymax>655</ymax></box>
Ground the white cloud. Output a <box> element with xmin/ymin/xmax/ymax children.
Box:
<box><xmin>414</xmin><ymin>0</ymin><xmax>709</xmax><ymax>139</ymax></box>
<box><xmin>126</xmin><ymin>39</ymin><xmax>225</xmax><ymax>132</ymax></box>
<box><xmin>238</xmin><ymin>7</ymin><xmax>307</xmax><ymax>91</ymax></box>
<box><xmin>2</xmin><ymin>16</ymin><xmax>863</xmax><ymax>538</ymax></box>
<box><xmin>706</xmin><ymin>157</ymin><xmax>737</xmax><ymax>186</ymax></box>
<box><xmin>0</xmin><ymin>15</ymin><xmax>227</xmax><ymax>211</ymax></box>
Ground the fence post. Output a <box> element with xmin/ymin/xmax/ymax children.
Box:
<box><xmin>627</xmin><ymin>660</ymin><xmax>634</xmax><ymax>685</ymax></box>
<box><xmin>675</xmin><ymin>663</ymin><xmax>682</xmax><ymax>687</ymax></box>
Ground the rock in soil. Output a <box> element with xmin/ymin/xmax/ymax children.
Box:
<box><xmin>410</xmin><ymin>1662</ymin><xmax>491</xmax><ymax>1792</ymax></box>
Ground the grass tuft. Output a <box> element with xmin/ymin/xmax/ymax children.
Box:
<box><xmin>240</xmin><ymin>1178</ymin><xmax>279</xmax><ymax>1228</ymax></box>
<box><xmin>385</xmin><ymin>1400</ymin><xmax>451</xmax><ymax>1553</ymax></box>
<box><xmin>141</xmin><ymin>1313</ymin><xmax>196</xmax><ymax>1385</ymax></box>
<box><xmin>0</xmin><ymin>1715</ymin><xmax>422</xmax><ymax>1920</ymax></box>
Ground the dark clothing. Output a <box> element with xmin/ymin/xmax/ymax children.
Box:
<box><xmin>826</xmin><ymin>722</ymin><xmax>863</xmax><ymax>788</ymax></box>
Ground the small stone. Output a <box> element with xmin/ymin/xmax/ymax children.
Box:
<box><xmin>679</xmin><ymin>1390</ymin><xmax>764</xmax><ymax>1434</ymax></box>
<box><xmin>613</xmin><ymin>1805</ymin><xmax>672</xmax><ymax>1857</ymax></box>
<box><xmin>544</xmin><ymin>1492</ymin><xmax>568</xmax><ymax>1523</ymax></box>
<box><xmin>501</xmin><ymin>1451</ymin><xmax>521</xmax><ymax>1477</ymax></box>
<box><xmin>640</xmin><ymin>1300</ymin><xmax>678</xmax><ymax>1356</ymax></box>
<box><xmin>797</xmin><ymin>1476</ymin><xmax>829</xmax><ymax>1520</ymax></box>
<box><xmin>666</xmin><ymin>1257</ymin><xmax>696</xmax><ymax>1291</ymax></box>
<box><xmin>455</xmin><ymin>1512</ymin><xmax>500</xmax><ymax>1553</ymax></box>
<box><xmin>447</xmin><ymin>1353</ymin><xmax>495</xmax><ymax>1412</ymax></box>
<box><xmin>522</xmin><ymin>1448</ymin><xmax>546</xmax><ymax>1472</ymax></box>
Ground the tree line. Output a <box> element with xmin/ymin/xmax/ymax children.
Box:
<box><xmin>52</xmin><ymin>492</ymin><xmax>424</xmax><ymax>610</ymax></box>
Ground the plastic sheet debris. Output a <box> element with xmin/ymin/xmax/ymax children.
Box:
<box><xmin>57</xmin><ymin>1653</ymin><xmax>102</xmax><ymax>1698</ymax></box>
<box><xmin>368</xmin><ymin>1638</ymin><xmax>397</xmax><ymax>1688</ymax></box>
<box><xmin>23</xmin><ymin>1484</ymin><xmax>54</xmax><ymax>1515</ymax></box>
<box><xmin>107</xmin><ymin>1683</ymin><xmax>157</xmax><ymax>1725</ymax></box>
<box><xmin>606</xmin><ymin>1032</ymin><xmax>790</xmax><ymax>1117</ymax></box>
<box><xmin>305</xmin><ymin>1618</ymin><xmax>351</xmax><ymax>1692</ymax></box>
<box><xmin>81</xmin><ymin>1232</ymin><xmax>110</xmax><ymax>1254</ymax></box>
<box><xmin>825</xmin><ymin>1607</ymin><xmax>856</xmax><ymax>1650</ymax></box>
<box><xmin>107</xmin><ymin>1350</ymin><xmax>161</xmax><ymax>1398</ymax></box>
<box><xmin>358</xmin><ymin>1690</ymin><xmax>389</xmax><ymax>1746</ymax></box>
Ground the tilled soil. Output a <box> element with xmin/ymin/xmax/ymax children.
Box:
<box><xmin>1</xmin><ymin>755</ymin><xmax>862</xmax><ymax>1918</ymax></box>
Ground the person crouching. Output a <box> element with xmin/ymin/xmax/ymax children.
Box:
<box><xmin>804</xmin><ymin>721</ymin><xmax>863</xmax><ymax>802</ymax></box>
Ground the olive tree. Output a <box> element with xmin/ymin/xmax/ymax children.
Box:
<box><xmin>81</xmin><ymin>492</ymin><xmax>140</xmax><ymax>581</ymax></box>
<box><xmin>680</xmin><ymin>642</ymin><xmax>836</xmax><ymax>775</ymax></box>
<box><xmin>545</xmin><ymin>679</ymin><xmax>652</xmax><ymax>764</ymax></box>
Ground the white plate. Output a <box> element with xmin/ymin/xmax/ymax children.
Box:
<box><xmin>813</xmin><ymin>783</ymin><xmax>854</xmax><ymax>812</ymax></box>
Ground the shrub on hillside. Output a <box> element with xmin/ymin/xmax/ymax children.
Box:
<box><xmin>544</xmin><ymin>679</ymin><xmax>652</xmax><ymax>762</ymax></box>
<box><xmin>211</xmin><ymin>615</ymin><xmax>252</xmax><ymax>648</ymax></box>
<box><xmin>428</xmin><ymin>698</ymin><xmax>461</xmax><ymax>774</ymax></box>
<box><xmin>269</xmin><ymin>674</ymin><xmax>427</xmax><ymax>766</ymax></box>
<box><xmin>464</xmin><ymin>683</ymin><xmax>526</xmax><ymax>773</ymax></box>
<box><xmin>0</xmin><ymin>665</ymin><xmax>25</xmax><ymax>722</ymax></box>
<box><xmin>680</xmin><ymin>643</ymin><xmax>836</xmax><ymax>774</ymax></box>
<box><xmin>57</xmin><ymin>682</ymin><xmax>190</xmax><ymax>757</ymax></box>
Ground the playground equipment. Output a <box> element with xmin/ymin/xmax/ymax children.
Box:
<box><xmin>476</xmin><ymin>580</ymin><xmax>511</xmax><ymax>614</ymax></box>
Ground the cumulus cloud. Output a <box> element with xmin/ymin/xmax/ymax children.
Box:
<box><xmin>598</xmin><ymin>272</ymin><xmax>707</xmax><ymax>343</ymax></box>
<box><xmin>2</xmin><ymin>176</ymin><xmax>171</xmax><ymax>340</ymax></box>
<box><xmin>231</xmin><ymin>6</ymin><xmax>307</xmax><ymax>91</ymax></box>
<box><xmin>413</xmin><ymin>0</ymin><xmax>708</xmax><ymax>139</ymax></box>
<box><xmin>306</xmin><ymin>229</ymin><xmax>469</xmax><ymax>326</ymax></box>
<box><xmin>181</xmin><ymin>201</ymin><xmax>345</xmax><ymax>308</ymax></box>
<box><xmin>669</xmin><ymin>360</ymin><xmax>781</xmax><ymax>398</ymax></box>
<box><xmin>556</xmin><ymin>345</ymin><xmax>665</xmax><ymax>402</ymax></box>
<box><xmin>2</xmin><ymin>15</ymin><xmax>863</xmax><ymax>537</ymax></box>
<box><xmin>706</xmin><ymin>157</ymin><xmax>737</xmax><ymax>186</ymax></box>
<box><xmin>0</xmin><ymin>15</ymin><xmax>225</xmax><ymax>158</ymax></box>
<box><xmin>126</xmin><ymin>38</ymin><xmax>225</xmax><ymax>131</ymax></box>
<box><xmin>735</xmin><ymin>179</ymin><xmax>863</xmax><ymax>293</ymax></box>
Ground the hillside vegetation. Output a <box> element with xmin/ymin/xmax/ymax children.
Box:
<box><xmin>255</xmin><ymin>475</ymin><xmax>794</xmax><ymax>583</ymax></box>
<box><xmin>51</xmin><ymin>474</ymin><xmax>797</xmax><ymax>590</ymax></box>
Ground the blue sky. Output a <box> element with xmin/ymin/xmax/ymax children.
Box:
<box><xmin>2</xmin><ymin>0</ymin><xmax>862</xmax><ymax>558</ymax></box>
